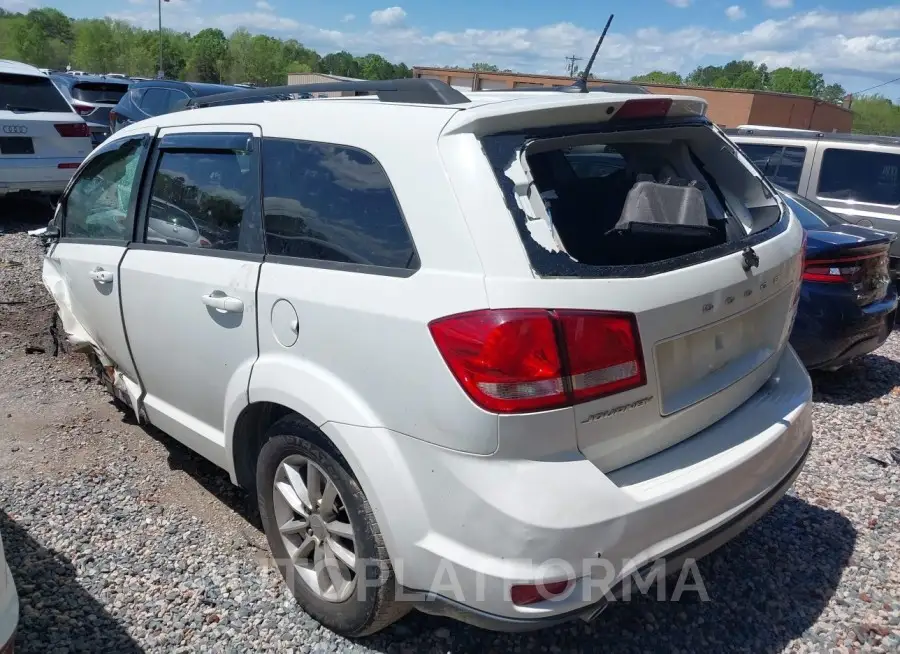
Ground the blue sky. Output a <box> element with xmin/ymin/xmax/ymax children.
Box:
<box><xmin>3</xmin><ymin>0</ymin><xmax>899</xmax><ymax>98</ymax></box>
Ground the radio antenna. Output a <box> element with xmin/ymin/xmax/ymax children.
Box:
<box><xmin>564</xmin><ymin>13</ymin><xmax>614</xmax><ymax>93</ymax></box>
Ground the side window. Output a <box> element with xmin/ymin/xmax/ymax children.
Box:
<box><xmin>64</xmin><ymin>138</ymin><xmax>146</xmax><ymax>240</ymax></box>
<box><xmin>563</xmin><ymin>146</ymin><xmax>626</xmax><ymax>179</ymax></box>
<box><xmin>261</xmin><ymin>138</ymin><xmax>417</xmax><ymax>270</ymax></box>
<box><xmin>818</xmin><ymin>149</ymin><xmax>900</xmax><ymax>207</ymax></box>
<box><xmin>737</xmin><ymin>144</ymin><xmax>806</xmax><ymax>193</ymax></box>
<box><xmin>165</xmin><ymin>89</ymin><xmax>190</xmax><ymax>112</ymax></box>
<box><xmin>144</xmin><ymin>148</ymin><xmax>252</xmax><ymax>251</ymax></box>
<box><xmin>139</xmin><ymin>88</ymin><xmax>170</xmax><ymax>116</ymax></box>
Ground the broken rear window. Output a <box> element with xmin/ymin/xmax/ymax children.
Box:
<box><xmin>481</xmin><ymin>119</ymin><xmax>786</xmax><ymax>278</ymax></box>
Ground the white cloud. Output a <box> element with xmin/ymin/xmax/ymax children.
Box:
<box><xmin>765</xmin><ymin>0</ymin><xmax>793</xmax><ymax>8</ymax></box>
<box><xmin>370</xmin><ymin>6</ymin><xmax>406</xmax><ymax>28</ymax></box>
<box><xmin>341</xmin><ymin>14</ymin><xmax>355</xmax><ymax>23</ymax></box>
<box><xmin>725</xmin><ymin>5</ymin><xmax>746</xmax><ymax>21</ymax></box>
<box><xmin>667</xmin><ymin>0</ymin><xmax>692</xmax><ymax>7</ymax></box>
<box><xmin>255</xmin><ymin>0</ymin><xmax>273</xmax><ymax>9</ymax></box>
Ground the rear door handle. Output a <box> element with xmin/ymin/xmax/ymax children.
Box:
<box><xmin>88</xmin><ymin>268</ymin><xmax>114</xmax><ymax>284</ymax></box>
<box><xmin>201</xmin><ymin>293</ymin><xmax>244</xmax><ymax>313</ymax></box>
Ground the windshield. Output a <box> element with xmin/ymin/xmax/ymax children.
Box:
<box><xmin>0</xmin><ymin>73</ymin><xmax>73</xmax><ymax>113</ymax></box>
<box><xmin>779</xmin><ymin>189</ymin><xmax>847</xmax><ymax>229</ymax></box>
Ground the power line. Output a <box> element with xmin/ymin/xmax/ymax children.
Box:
<box><xmin>850</xmin><ymin>75</ymin><xmax>900</xmax><ymax>97</ymax></box>
<box><xmin>565</xmin><ymin>54</ymin><xmax>583</xmax><ymax>77</ymax></box>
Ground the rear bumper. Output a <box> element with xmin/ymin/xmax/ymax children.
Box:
<box><xmin>792</xmin><ymin>286</ymin><xmax>897</xmax><ymax>370</ymax></box>
<box><xmin>0</xmin><ymin>158</ymin><xmax>81</xmax><ymax>195</ymax></box>
<box><xmin>321</xmin><ymin>347</ymin><xmax>813</xmax><ymax>627</ymax></box>
<box><xmin>413</xmin><ymin>436</ymin><xmax>811</xmax><ymax>631</ymax></box>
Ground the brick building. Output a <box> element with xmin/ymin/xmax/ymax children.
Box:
<box><xmin>412</xmin><ymin>67</ymin><xmax>853</xmax><ymax>133</ymax></box>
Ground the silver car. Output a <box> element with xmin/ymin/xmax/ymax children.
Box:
<box><xmin>727</xmin><ymin>128</ymin><xmax>900</xmax><ymax>273</ymax></box>
<box><xmin>50</xmin><ymin>74</ymin><xmax>130</xmax><ymax>148</ymax></box>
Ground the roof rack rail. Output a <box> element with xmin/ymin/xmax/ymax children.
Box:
<box><xmin>479</xmin><ymin>82</ymin><xmax>650</xmax><ymax>95</ymax></box>
<box><xmin>185</xmin><ymin>78</ymin><xmax>471</xmax><ymax>109</ymax></box>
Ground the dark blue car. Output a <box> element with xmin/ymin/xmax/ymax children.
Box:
<box><xmin>109</xmin><ymin>80</ymin><xmax>238</xmax><ymax>133</ymax></box>
<box><xmin>782</xmin><ymin>188</ymin><xmax>898</xmax><ymax>371</ymax></box>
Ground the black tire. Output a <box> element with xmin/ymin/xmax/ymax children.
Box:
<box><xmin>256</xmin><ymin>415</ymin><xmax>409</xmax><ymax>637</ymax></box>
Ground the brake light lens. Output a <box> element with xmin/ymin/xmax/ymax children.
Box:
<box><xmin>72</xmin><ymin>102</ymin><xmax>93</xmax><ymax>116</ymax></box>
<box><xmin>802</xmin><ymin>251</ymin><xmax>885</xmax><ymax>284</ymax></box>
<box><xmin>54</xmin><ymin>122</ymin><xmax>91</xmax><ymax>138</ymax></box>
<box><xmin>613</xmin><ymin>98</ymin><xmax>673</xmax><ymax>120</ymax></box>
<box><xmin>429</xmin><ymin>309</ymin><xmax>645</xmax><ymax>414</ymax></box>
<box><xmin>57</xmin><ymin>162</ymin><xmax>79</xmax><ymax>169</ymax></box>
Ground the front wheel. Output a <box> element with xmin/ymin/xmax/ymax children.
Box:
<box><xmin>256</xmin><ymin>417</ymin><xmax>408</xmax><ymax>636</ymax></box>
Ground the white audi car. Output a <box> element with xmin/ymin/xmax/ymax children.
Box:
<box><xmin>0</xmin><ymin>59</ymin><xmax>92</xmax><ymax>198</ymax></box>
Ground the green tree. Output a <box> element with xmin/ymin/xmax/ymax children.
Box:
<box><xmin>821</xmin><ymin>82</ymin><xmax>847</xmax><ymax>104</ymax></box>
<box><xmin>768</xmin><ymin>67</ymin><xmax>825</xmax><ymax>97</ymax></box>
<box><xmin>72</xmin><ymin>19</ymin><xmax>117</xmax><ymax>72</ymax></box>
<box><xmin>318</xmin><ymin>51</ymin><xmax>360</xmax><ymax>77</ymax></box>
<box><xmin>188</xmin><ymin>28</ymin><xmax>228</xmax><ymax>83</ymax></box>
<box><xmin>358</xmin><ymin>53</ymin><xmax>396</xmax><ymax>80</ymax></box>
<box><xmin>245</xmin><ymin>34</ymin><xmax>287</xmax><ymax>85</ymax></box>
<box><xmin>851</xmin><ymin>95</ymin><xmax>900</xmax><ymax>136</ymax></box>
<box><xmin>472</xmin><ymin>62</ymin><xmax>499</xmax><ymax>72</ymax></box>
<box><xmin>630</xmin><ymin>71</ymin><xmax>683</xmax><ymax>85</ymax></box>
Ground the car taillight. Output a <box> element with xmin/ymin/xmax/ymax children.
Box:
<box><xmin>429</xmin><ymin>309</ymin><xmax>645</xmax><ymax>414</ymax></box>
<box><xmin>72</xmin><ymin>102</ymin><xmax>93</xmax><ymax>116</ymax></box>
<box><xmin>57</xmin><ymin>163</ymin><xmax>79</xmax><ymax>169</ymax></box>
<box><xmin>613</xmin><ymin>98</ymin><xmax>673</xmax><ymax>120</ymax></box>
<box><xmin>802</xmin><ymin>251</ymin><xmax>884</xmax><ymax>284</ymax></box>
<box><xmin>55</xmin><ymin>123</ymin><xmax>91</xmax><ymax>138</ymax></box>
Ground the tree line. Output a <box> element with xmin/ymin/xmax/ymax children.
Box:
<box><xmin>2</xmin><ymin>8</ymin><xmax>897</xmax><ymax>135</ymax></box>
<box><xmin>0</xmin><ymin>7</ymin><xmax>411</xmax><ymax>85</ymax></box>
<box><xmin>630</xmin><ymin>61</ymin><xmax>899</xmax><ymax>135</ymax></box>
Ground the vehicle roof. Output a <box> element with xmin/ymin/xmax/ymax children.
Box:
<box><xmin>113</xmin><ymin>89</ymin><xmax>707</xmax><ymax>142</ymax></box>
<box><xmin>51</xmin><ymin>73</ymin><xmax>131</xmax><ymax>86</ymax></box>
<box><xmin>0</xmin><ymin>59</ymin><xmax>47</xmax><ymax>78</ymax></box>
<box><xmin>129</xmin><ymin>79</ymin><xmax>236</xmax><ymax>95</ymax></box>
<box><xmin>726</xmin><ymin>127</ymin><xmax>900</xmax><ymax>147</ymax></box>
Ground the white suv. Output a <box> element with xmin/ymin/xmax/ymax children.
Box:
<box><xmin>42</xmin><ymin>79</ymin><xmax>812</xmax><ymax>636</ymax></box>
<box><xmin>0</xmin><ymin>59</ymin><xmax>92</xmax><ymax>197</ymax></box>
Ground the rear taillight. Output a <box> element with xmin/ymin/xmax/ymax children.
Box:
<box><xmin>72</xmin><ymin>102</ymin><xmax>93</xmax><ymax>116</ymax></box>
<box><xmin>54</xmin><ymin>123</ymin><xmax>91</xmax><ymax>138</ymax></box>
<box><xmin>429</xmin><ymin>309</ymin><xmax>645</xmax><ymax>414</ymax></box>
<box><xmin>57</xmin><ymin>163</ymin><xmax>79</xmax><ymax>169</ymax></box>
<box><xmin>802</xmin><ymin>251</ymin><xmax>885</xmax><ymax>284</ymax></box>
<box><xmin>613</xmin><ymin>98</ymin><xmax>673</xmax><ymax>120</ymax></box>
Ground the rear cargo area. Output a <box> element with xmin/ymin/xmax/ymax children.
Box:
<box><xmin>483</xmin><ymin>120</ymin><xmax>785</xmax><ymax>276</ymax></box>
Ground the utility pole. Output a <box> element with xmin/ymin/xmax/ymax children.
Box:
<box><xmin>158</xmin><ymin>0</ymin><xmax>169</xmax><ymax>79</ymax></box>
<box><xmin>565</xmin><ymin>55</ymin><xmax>583</xmax><ymax>78</ymax></box>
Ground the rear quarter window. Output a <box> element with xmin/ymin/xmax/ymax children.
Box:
<box><xmin>1</xmin><ymin>73</ymin><xmax>73</xmax><ymax>113</ymax></box>
<box><xmin>71</xmin><ymin>82</ymin><xmax>129</xmax><ymax>104</ymax></box>
<box><xmin>817</xmin><ymin>148</ymin><xmax>900</xmax><ymax>207</ymax></box>
<box><xmin>261</xmin><ymin>138</ymin><xmax>418</xmax><ymax>272</ymax></box>
<box><xmin>737</xmin><ymin>143</ymin><xmax>806</xmax><ymax>193</ymax></box>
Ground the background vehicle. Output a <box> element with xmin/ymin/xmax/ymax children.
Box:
<box><xmin>51</xmin><ymin>73</ymin><xmax>130</xmax><ymax>148</ymax></box>
<box><xmin>780</xmin><ymin>187</ymin><xmax>897</xmax><ymax>370</ymax></box>
<box><xmin>0</xmin><ymin>59</ymin><xmax>91</xmax><ymax>198</ymax></box>
<box><xmin>44</xmin><ymin>79</ymin><xmax>811</xmax><ymax>637</ymax></box>
<box><xmin>109</xmin><ymin>80</ymin><xmax>238</xmax><ymax>133</ymax></box>
<box><xmin>727</xmin><ymin>128</ymin><xmax>900</xmax><ymax>276</ymax></box>
<box><xmin>0</xmin><ymin>533</ymin><xmax>17</xmax><ymax>654</ymax></box>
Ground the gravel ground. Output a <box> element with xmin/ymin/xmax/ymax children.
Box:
<box><xmin>1</xmin><ymin>196</ymin><xmax>899</xmax><ymax>653</ymax></box>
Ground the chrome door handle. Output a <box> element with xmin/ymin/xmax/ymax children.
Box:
<box><xmin>201</xmin><ymin>293</ymin><xmax>244</xmax><ymax>313</ymax></box>
<box><xmin>88</xmin><ymin>268</ymin><xmax>114</xmax><ymax>284</ymax></box>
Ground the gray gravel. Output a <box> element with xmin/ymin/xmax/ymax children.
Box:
<box><xmin>2</xmin><ymin>197</ymin><xmax>899</xmax><ymax>653</ymax></box>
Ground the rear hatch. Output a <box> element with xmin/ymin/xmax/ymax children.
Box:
<box><xmin>0</xmin><ymin>72</ymin><xmax>90</xmax><ymax>161</ymax></box>
<box><xmin>442</xmin><ymin>93</ymin><xmax>804</xmax><ymax>470</ymax></box>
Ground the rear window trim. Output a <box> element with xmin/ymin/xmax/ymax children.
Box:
<box><xmin>481</xmin><ymin>117</ymin><xmax>789</xmax><ymax>279</ymax></box>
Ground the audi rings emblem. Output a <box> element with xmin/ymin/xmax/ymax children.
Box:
<box><xmin>2</xmin><ymin>125</ymin><xmax>27</xmax><ymax>134</ymax></box>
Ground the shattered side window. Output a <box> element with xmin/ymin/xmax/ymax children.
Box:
<box><xmin>64</xmin><ymin>138</ymin><xmax>145</xmax><ymax>240</ymax></box>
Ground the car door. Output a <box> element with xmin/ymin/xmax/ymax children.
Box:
<box><xmin>45</xmin><ymin>130</ymin><xmax>153</xmax><ymax>397</ymax></box>
<box><xmin>118</xmin><ymin>126</ymin><xmax>264</xmax><ymax>468</ymax></box>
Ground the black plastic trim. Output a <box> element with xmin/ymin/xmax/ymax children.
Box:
<box><xmin>185</xmin><ymin>78</ymin><xmax>471</xmax><ymax>108</ymax></box>
<box><xmin>129</xmin><ymin>242</ymin><xmax>265</xmax><ymax>262</ymax></box>
<box><xmin>57</xmin><ymin>237</ymin><xmax>126</xmax><ymax>245</ymax></box>
<box><xmin>158</xmin><ymin>132</ymin><xmax>253</xmax><ymax>151</ymax></box>
<box><xmin>264</xmin><ymin>254</ymin><xmax>417</xmax><ymax>278</ymax></box>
